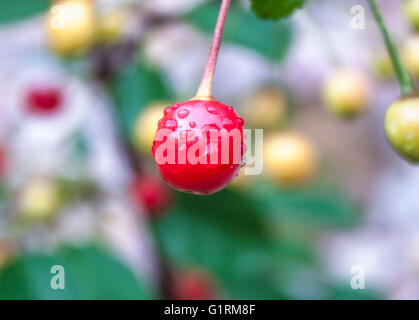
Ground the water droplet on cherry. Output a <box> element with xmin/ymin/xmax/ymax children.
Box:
<box><xmin>164</xmin><ymin>107</ymin><xmax>171</xmax><ymax>115</ymax></box>
<box><xmin>177</xmin><ymin>108</ymin><xmax>189</xmax><ymax>119</ymax></box>
<box><xmin>164</xmin><ymin>119</ymin><xmax>178</xmax><ymax>130</ymax></box>
<box><xmin>207</xmin><ymin>106</ymin><xmax>218</xmax><ymax>114</ymax></box>
<box><xmin>223</xmin><ymin>117</ymin><xmax>233</xmax><ymax>128</ymax></box>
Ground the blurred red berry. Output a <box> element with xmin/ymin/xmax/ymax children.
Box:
<box><xmin>0</xmin><ymin>146</ymin><xmax>5</xmax><ymax>178</ymax></box>
<box><xmin>171</xmin><ymin>269</ymin><xmax>218</xmax><ymax>300</ymax></box>
<box><xmin>151</xmin><ymin>100</ymin><xmax>245</xmax><ymax>195</ymax></box>
<box><xmin>130</xmin><ymin>175</ymin><xmax>172</xmax><ymax>218</ymax></box>
<box><xmin>25</xmin><ymin>87</ymin><xmax>63</xmax><ymax>114</ymax></box>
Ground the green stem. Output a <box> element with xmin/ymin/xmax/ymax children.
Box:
<box><xmin>368</xmin><ymin>0</ymin><xmax>413</xmax><ymax>96</ymax></box>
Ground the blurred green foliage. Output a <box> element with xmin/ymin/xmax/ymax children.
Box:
<box><xmin>250</xmin><ymin>0</ymin><xmax>306</xmax><ymax>20</ymax></box>
<box><xmin>0</xmin><ymin>0</ymin><xmax>49</xmax><ymax>24</ymax></box>
<box><xmin>154</xmin><ymin>182</ymin><xmax>381</xmax><ymax>299</ymax></box>
<box><xmin>0</xmin><ymin>245</ymin><xmax>155</xmax><ymax>300</ymax></box>
<box><xmin>186</xmin><ymin>1</ymin><xmax>293</xmax><ymax>61</ymax></box>
<box><xmin>251</xmin><ymin>180</ymin><xmax>360</xmax><ymax>229</ymax></box>
<box><xmin>0</xmin><ymin>0</ymin><xmax>385</xmax><ymax>301</ymax></box>
<box><xmin>111</xmin><ymin>58</ymin><xmax>173</xmax><ymax>143</ymax></box>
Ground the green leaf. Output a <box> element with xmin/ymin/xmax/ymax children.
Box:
<box><xmin>154</xmin><ymin>189</ymin><xmax>319</xmax><ymax>299</ymax></box>
<box><xmin>326</xmin><ymin>282</ymin><xmax>384</xmax><ymax>300</ymax></box>
<box><xmin>0</xmin><ymin>245</ymin><xmax>156</xmax><ymax>300</ymax></box>
<box><xmin>185</xmin><ymin>1</ymin><xmax>293</xmax><ymax>61</ymax></box>
<box><xmin>0</xmin><ymin>0</ymin><xmax>49</xmax><ymax>24</ymax></box>
<box><xmin>110</xmin><ymin>58</ymin><xmax>173</xmax><ymax>142</ymax></box>
<box><xmin>153</xmin><ymin>185</ymin><xmax>379</xmax><ymax>299</ymax></box>
<box><xmin>250</xmin><ymin>180</ymin><xmax>360</xmax><ymax>229</ymax></box>
<box><xmin>251</xmin><ymin>0</ymin><xmax>306</xmax><ymax>20</ymax></box>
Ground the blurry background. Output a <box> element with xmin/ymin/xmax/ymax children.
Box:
<box><xmin>0</xmin><ymin>0</ymin><xmax>418</xmax><ymax>299</ymax></box>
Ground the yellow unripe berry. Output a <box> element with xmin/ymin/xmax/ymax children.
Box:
<box><xmin>134</xmin><ymin>102</ymin><xmax>168</xmax><ymax>156</ymax></box>
<box><xmin>405</xmin><ymin>0</ymin><xmax>419</xmax><ymax>30</ymax></box>
<box><xmin>322</xmin><ymin>68</ymin><xmax>370</xmax><ymax>118</ymax></box>
<box><xmin>46</xmin><ymin>0</ymin><xmax>97</xmax><ymax>56</ymax></box>
<box><xmin>385</xmin><ymin>96</ymin><xmax>419</xmax><ymax>162</ymax></box>
<box><xmin>402</xmin><ymin>36</ymin><xmax>419</xmax><ymax>77</ymax></box>
<box><xmin>264</xmin><ymin>132</ymin><xmax>318</xmax><ymax>186</ymax></box>
<box><xmin>241</xmin><ymin>86</ymin><xmax>286</xmax><ymax>129</ymax></box>
<box><xmin>98</xmin><ymin>9</ymin><xmax>127</xmax><ymax>44</ymax></box>
<box><xmin>373</xmin><ymin>52</ymin><xmax>394</xmax><ymax>79</ymax></box>
<box><xmin>19</xmin><ymin>179</ymin><xmax>60</xmax><ymax>221</ymax></box>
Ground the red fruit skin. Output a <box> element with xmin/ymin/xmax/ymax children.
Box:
<box><xmin>172</xmin><ymin>269</ymin><xmax>218</xmax><ymax>300</ymax></box>
<box><xmin>151</xmin><ymin>100</ymin><xmax>245</xmax><ymax>195</ymax></box>
<box><xmin>25</xmin><ymin>87</ymin><xmax>63</xmax><ymax>114</ymax></box>
<box><xmin>130</xmin><ymin>175</ymin><xmax>171</xmax><ymax>218</ymax></box>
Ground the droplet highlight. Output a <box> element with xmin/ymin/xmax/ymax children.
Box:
<box><xmin>177</xmin><ymin>108</ymin><xmax>189</xmax><ymax>119</ymax></box>
<box><xmin>207</xmin><ymin>106</ymin><xmax>218</xmax><ymax>114</ymax></box>
<box><xmin>164</xmin><ymin>119</ymin><xmax>178</xmax><ymax>130</ymax></box>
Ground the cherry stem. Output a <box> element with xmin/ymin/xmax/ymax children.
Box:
<box><xmin>368</xmin><ymin>0</ymin><xmax>414</xmax><ymax>97</ymax></box>
<box><xmin>193</xmin><ymin>0</ymin><xmax>231</xmax><ymax>101</ymax></box>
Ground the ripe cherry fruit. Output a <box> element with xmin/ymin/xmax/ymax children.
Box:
<box><xmin>130</xmin><ymin>174</ymin><xmax>172</xmax><ymax>218</ymax></box>
<box><xmin>385</xmin><ymin>96</ymin><xmax>419</xmax><ymax>162</ymax></box>
<box><xmin>151</xmin><ymin>0</ymin><xmax>245</xmax><ymax>195</ymax></box>
<box><xmin>152</xmin><ymin>100</ymin><xmax>244</xmax><ymax>194</ymax></box>
<box><xmin>25</xmin><ymin>87</ymin><xmax>63</xmax><ymax>114</ymax></box>
<box><xmin>171</xmin><ymin>268</ymin><xmax>218</xmax><ymax>300</ymax></box>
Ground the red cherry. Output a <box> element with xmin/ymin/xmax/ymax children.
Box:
<box><xmin>130</xmin><ymin>175</ymin><xmax>172</xmax><ymax>217</ymax></box>
<box><xmin>171</xmin><ymin>269</ymin><xmax>218</xmax><ymax>300</ymax></box>
<box><xmin>25</xmin><ymin>87</ymin><xmax>63</xmax><ymax>114</ymax></box>
<box><xmin>151</xmin><ymin>100</ymin><xmax>245</xmax><ymax>195</ymax></box>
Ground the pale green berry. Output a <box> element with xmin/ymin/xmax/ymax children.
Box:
<box><xmin>385</xmin><ymin>97</ymin><xmax>419</xmax><ymax>162</ymax></box>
